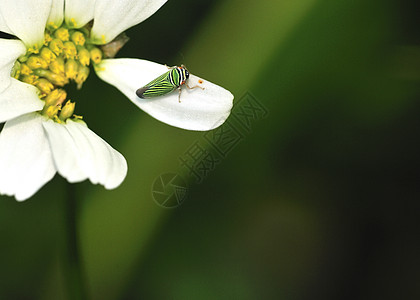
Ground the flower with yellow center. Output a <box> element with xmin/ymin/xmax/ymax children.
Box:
<box><xmin>0</xmin><ymin>0</ymin><xmax>233</xmax><ymax>201</ymax></box>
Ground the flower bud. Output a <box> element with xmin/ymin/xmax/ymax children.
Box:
<box><xmin>71</xmin><ymin>31</ymin><xmax>85</xmax><ymax>46</ymax></box>
<box><xmin>65</xmin><ymin>59</ymin><xmax>79</xmax><ymax>80</ymax></box>
<box><xmin>59</xmin><ymin>101</ymin><xmax>76</xmax><ymax>121</ymax></box>
<box><xmin>63</xmin><ymin>41</ymin><xmax>77</xmax><ymax>59</ymax></box>
<box><xmin>77</xmin><ymin>47</ymin><xmax>90</xmax><ymax>66</ymax></box>
<box><xmin>45</xmin><ymin>89</ymin><xmax>67</xmax><ymax>106</ymax></box>
<box><xmin>20</xmin><ymin>74</ymin><xmax>39</xmax><ymax>85</ymax></box>
<box><xmin>49</xmin><ymin>56</ymin><xmax>65</xmax><ymax>74</ymax></box>
<box><xmin>90</xmin><ymin>47</ymin><xmax>102</xmax><ymax>64</ymax></box>
<box><xmin>75</xmin><ymin>65</ymin><xmax>90</xmax><ymax>89</ymax></box>
<box><xmin>34</xmin><ymin>69</ymin><xmax>68</xmax><ymax>86</ymax></box>
<box><xmin>55</xmin><ymin>28</ymin><xmax>69</xmax><ymax>41</ymax></box>
<box><xmin>20</xmin><ymin>63</ymin><xmax>32</xmax><ymax>76</ymax></box>
<box><xmin>36</xmin><ymin>78</ymin><xmax>54</xmax><ymax>94</ymax></box>
<box><xmin>49</xmin><ymin>39</ymin><xmax>64</xmax><ymax>55</ymax></box>
<box><xmin>44</xmin><ymin>32</ymin><xmax>53</xmax><ymax>45</ymax></box>
<box><xmin>27</xmin><ymin>55</ymin><xmax>48</xmax><ymax>69</ymax></box>
<box><xmin>40</xmin><ymin>47</ymin><xmax>57</xmax><ymax>64</ymax></box>
<box><xmin>43</xmin><ymin>104</ymin><xmax>61</xmax><ymax>119</ymax></box>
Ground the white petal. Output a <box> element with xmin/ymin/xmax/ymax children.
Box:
<box><xmin>47</xmin><ymin>0</ymin><xmax>64</xmax><ymax>28</ymax></box>
<box><xmin>0</xmin><ymin>38</ymin><xmax>26</xmax><ymax>93</ymax></box>
<box><xmin>0</xmin><ymin>0</ymin><xmax>52</xmax><ymax>48</ymax></box>
<box><xmin>91</xmin><ymin>0</ymin><xmax>167</xmax><ymax>44</ymax></box>
<box><xmin>0</xmin><ymin>78</ymin><xmax>44</xmax><ymax>123</ymax></box>
<box><xmin>96</xmin><ymin>59</ymin><xmax>234</xmax><ymax>131</ymax></box>
<box><xmin>64</xmin><ymin>0</ymin><xmax>95</xmax><ymax>28</ymax></box>
<box><xmin>42</xmin><ymin>119</ymin><xmax>86</xmax><ymax>183</ymax></box>
<box><xmin>0</xmin><ymin>11</ymin><xmax>13</xmax><ymax>35</ymax></box>
<box><xmin>44</xmin><ymin>119</ymin><xmax>127</xmax><ymax>189</ymax></box>
<box><xmin>0</xmin><ymin>113</ymin><xmax>56</xmax><ymax>201</ymax></box>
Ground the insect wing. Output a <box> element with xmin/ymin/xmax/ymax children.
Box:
<box><xmin>136</xmin><ymin>70</ymin><xmax>177</xmax><ymax>99</ymax></box>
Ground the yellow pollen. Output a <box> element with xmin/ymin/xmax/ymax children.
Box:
<box><xmin>16</xmin><ymin>23</ymin><xmax>111</xmax><ymax>122</ymax></box>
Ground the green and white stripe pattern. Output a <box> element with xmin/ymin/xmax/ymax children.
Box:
<box><xmin>136</xmin><ymin>66</ymin><xmax>189</xmax><ymax>99</ymax></box>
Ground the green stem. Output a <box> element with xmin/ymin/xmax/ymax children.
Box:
<box><xmin>64</xmin><ymin>183</ymin><xmax>87</xmax><ymax>300</ymax></box>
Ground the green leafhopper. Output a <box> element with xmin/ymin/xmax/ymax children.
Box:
<box><xmin>136</xmin><ymin>65</ymin><xmax>204</xmax><ymax>102</ymax></box>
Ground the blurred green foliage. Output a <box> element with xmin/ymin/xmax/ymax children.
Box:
<box><xmin>1</xmin><ymin>0</ymin><xmax>420</xmax><ymax>299</ymax></box>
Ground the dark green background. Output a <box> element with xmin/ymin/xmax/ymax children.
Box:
<box><xmin>1</xmin><ymin>0</ymin><xmax>419</xmax><ymax>299</ymax></box>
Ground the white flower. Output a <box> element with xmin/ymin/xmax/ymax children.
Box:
<box><xmin>0</xmin><ymin>0</ymin><xmax>233</xmax><ymax>201</ymax></box>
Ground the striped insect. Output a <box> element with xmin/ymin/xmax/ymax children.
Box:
<box><xmin>136</xmin><ymin>65</ymin><xmax>204</xmax><ymax>102</ymax></box>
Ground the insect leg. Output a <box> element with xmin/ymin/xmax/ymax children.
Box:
<box><xmin>178</xmin><ymin>87</ymin><xmax>182</xmax><ymax>103</ymax></box>
<box><xmin>186</xmin><ymin>83</ymin><xmax>205</xmax><ymax>90</ymax></box>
